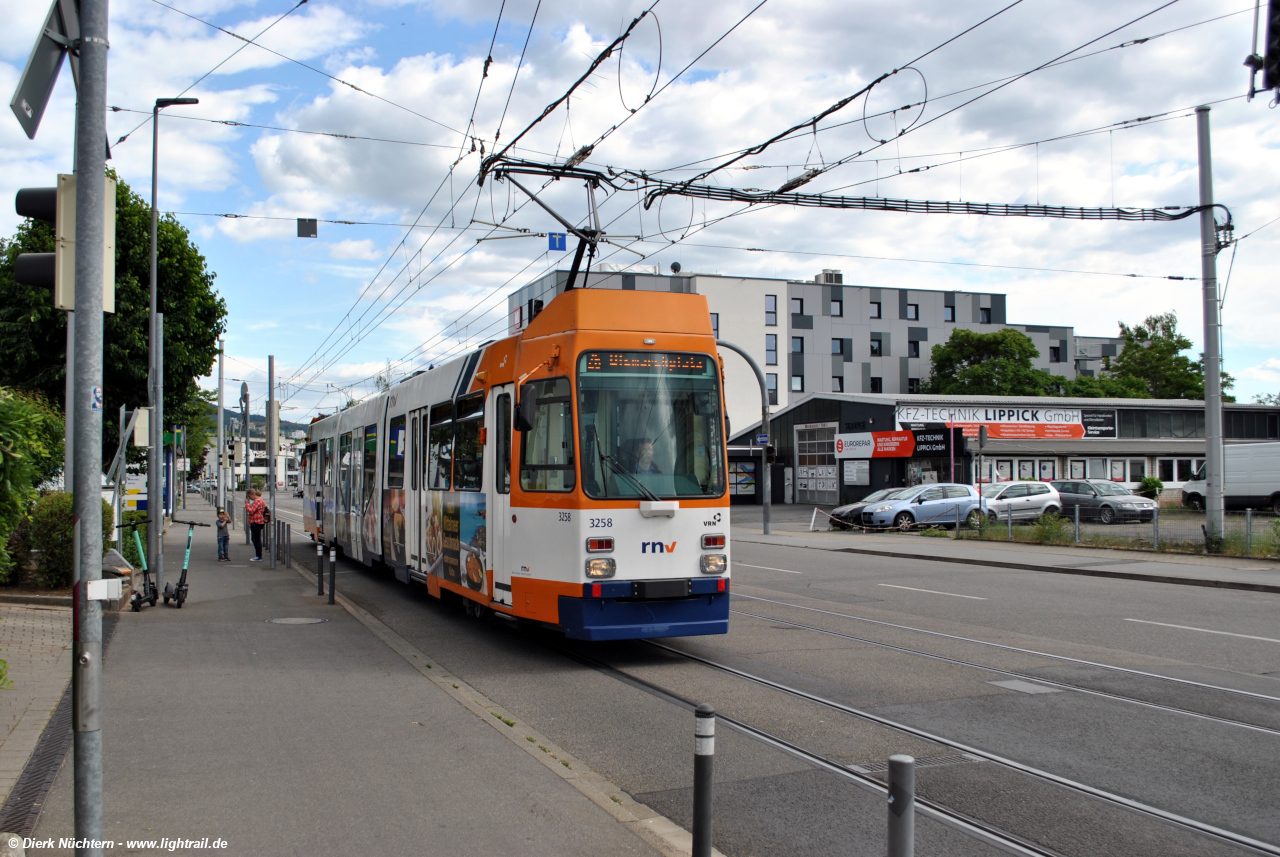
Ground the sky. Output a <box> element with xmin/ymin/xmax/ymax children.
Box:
<box><xmin>2</xmin><ymin>0</ymin><xmax>1278</xmax><ymax>420</ymax></box>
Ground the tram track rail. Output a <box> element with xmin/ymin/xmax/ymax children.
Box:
<box><xmin>631</xmin><ymin>638</ymin><xmax>1280</xmax><ymax>857</ymax></box>
<box><xmin>727</xmin><ymin>607</ymin><xmax>1280</xmax><ymax>737</ymax></box>
<box><xmin>734</xmin><ymin>593</ymin><xmax>1280</xmax><ymax>705</ymax></box>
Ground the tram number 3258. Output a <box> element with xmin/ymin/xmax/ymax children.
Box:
<box><xmin>589</xmin><ymin>517</ymin><xmax>613</xmax><ymax>528</ymax></box>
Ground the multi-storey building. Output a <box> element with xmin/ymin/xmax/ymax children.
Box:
<box><xmin>507</xmin><ymin>267</ymin><xmax>1125</xmax><ymax>435</ymax></box>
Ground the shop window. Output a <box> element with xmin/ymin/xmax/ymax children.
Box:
<box><xmin>1128</xmin><ymin>459</ymin><xmax>1145</xmax><ymax>481</ymax></box>
<box><xmin>907</xmin><ymin>340</ymin><xmax>920</xmax><ymax>358</ymax></box>
<box><xmin>980</xmin><ymin>307</ymin><xmax>992</xmax><ymax>323</ymax></box>
<box><xmin>995</xmin><ymin>460</ymin><xmax>1012</xmax><ymax>481</ymax></box>
<box><xmin>1158</xmin><ymin>459</ymin><xmax>1174</xmax><ymax>482</ymax></box>
<box><xmin>765</xmin><ymin>334</ymin><xmax>777</xmax><ymax>366</ymax></box>
<box><xmin>831</xmin><ymin>299</ymin><xmax>843</xmax><ymax>317</ymax></box>
<box><xmin>766</xmin><ymin>374</ymin><xmax>778</xmax><ymax>405</ymax></box>
<box><xmin>1069</xmin><ymin>460</ymin><xmax>1086</xmax><ymax>479</ymax></box>
<box><xmin>1110</xmin><ymin>460</ymin><xmax>1126</xmax><ymax>482</ymax></box>
<box><xmin>1088</xmin><ymin>458</ymin><xmax>1107</xmax><ymax>479</ymax></box>
<box><xmin>1177</xmin><ymin>459</ymin><xmax>1200</xmax><ymax>482</ymax></box>
<box><xmin>905</xmin><ymin>303</ymin><xmax>919</xmax><ymax>320</ymax></box>
<box><xmin>1018</xmin><ymin>460</ymin><xmax>1035</xmax><ymax>480</ymax></box>
<box><xmin>869</xmin><ymin>377</ymin><xmax>883</xmax><ymax>393</ymax></box>
<box><xmin>1038</xmin><ymin>460</ymin><xmax>1056</xmax><ymax>480</ymax></box>
<box><xmin>944</xmin><ymin>305</ymin><xmax>955</xmax><ymax>322</ymax></box>
<box><xmin>790</xmin><ymin>375</ymin><xmax>804</xmax><ymax>392</ymax></box>
<box><xmin>869</xmin><ymin>301</ymin><xmax>881</xmax><ymax>319</ymax></box>
<box><xmin>832</xmin><ymin>376</ymin><xmax>844</xmax><ymax>392</ymax></box>
<box><xmin>870</xmin><ymin>340</ymin><xmax>882</xmax><ymax>356</ymax></box>
<box><xmin>765</xmin><ymin>295</ymin><xmax>777</xmax><ymax>326</ymax></box>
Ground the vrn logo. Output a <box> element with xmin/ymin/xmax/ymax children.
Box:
<box><xmin>642</xmin><ymin>541</ymin><xmax>677</xmax><ymax>554</ymax></box>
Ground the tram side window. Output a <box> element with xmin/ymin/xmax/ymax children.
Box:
<box><xmin>411</xmin><ymin>418</ymin><xmax>418</xmax><ymax>491</ymax></box>
<box><xmin>323</xmin><ymin>437</ymin><xmax>334</xmax><ymax>487</ymax></box>
<box><xmin>364</xmin><ymin>425</ymin><xmax>377</xmax><ymax>483</ymax></box>
<box><xmin>453</xmin><ymin>393</ymin><xmax>485</xmax><ymax>492</ymax></box>
<box><xmin>428</xmin><ymin>402</ymin><xmax>454</xmax><ymax>490</ymax></box>
<box><xmin>520</xmin><ymin>377</ymin><xmax>576</xmax><ymax>492</ymax></box>
<box><xmin>386</xmin><ymin>415</ymin><xmax>406</xmax><ymax>489</ymax></box>
<box><xmin>496</xmin><ymin>393</ymin><xmax>512</xmax><ymax>494</ymax></box>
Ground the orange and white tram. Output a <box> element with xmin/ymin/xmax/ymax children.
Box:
<box><xmin>300</xmin><ymin>287</ymin><xmax>731</xmax><ymax>640</ymax></box>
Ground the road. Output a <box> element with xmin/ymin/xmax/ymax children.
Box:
<box><xmin>264</xmin><ymin>495</ymin><xmax>1280</xmax><ymax>857</ymax></box>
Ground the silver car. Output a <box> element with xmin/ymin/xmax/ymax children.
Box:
<box><xmin>980</xmin><ymin>481</ymin><xmax>1062</xmax><ymax>522</ymax></box>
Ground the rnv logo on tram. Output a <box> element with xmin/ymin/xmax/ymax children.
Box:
<box><xmin>641</xmin><ymin>541</ymin><xmax>678</xmax><ymax>554</ymax></box>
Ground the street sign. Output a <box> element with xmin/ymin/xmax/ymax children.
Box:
<box><xmin>754</xmin><ymin>433</ymin><xmax>769</xmax><ymax>444</ymax></box>
<box><xmin>9</xmin><ymin>0</ymin><xmax>80</xmax><ymax>140</ymax></box>
<box><xmin>549</xmin><ymin>232</ymin><xmax>566</xmax><ymax>251</ymax></box>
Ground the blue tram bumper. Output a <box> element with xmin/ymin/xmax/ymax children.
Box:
<box><xmin>558</xmin><ymin>578</ymin><xmax>730</xmax><ymax>641</ymax></box>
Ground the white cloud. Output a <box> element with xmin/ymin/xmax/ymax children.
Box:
<box><xmin>327</xmin><ymin>239</ymin><xmax>382</xmax><ymax>260</ymax></box>
<box><xmin>1240</xmin><ymin>358</ymin><xmax>1280</xmax><ymax>384</ymax></box>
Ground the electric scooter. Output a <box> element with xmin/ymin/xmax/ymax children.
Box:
<box><xmin>165</xmin><ymin>518</ymin><xmax>209</xmax><ymax>608</ymax></box>
<box><xmin>117</xmin><ymin>519</ymin><xmax>158</xmax><ymax>612</ymax></box>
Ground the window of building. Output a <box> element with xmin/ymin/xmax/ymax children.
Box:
<box><xmin>907</xmin><ymin>340</ymin><xmax>920</xmax><ymax>358</ymax></box>
<box><xmin>833</xmin><ymin>376</ymin><xmax>844</xmax><ymax>392</ymax></box>
<box><xmin>907</xmin><ymin>378</ymin><xmax>921</xmax><ymax>393</ymax></box>
<box><xmin>1128</xmin><ymin>459</ymin><xmax>1145</xmax><ymax>482</ymax></box>
<box><xmin>869</xmin><ymin>377</ymin><xmax>883</xmax><ymax>393</ymax></box>
<box><xmin>792</xmin><ymin>337</ymin><xmax>804</xmax><ymax>353</ymax></box>
<box><xmin>944</xmin><ymin>305</ymin><xmax>955</xmax><ymax>322</ymax></box>
<box><xmin>870</xmin><ymin>340</ymin><xmax>882</xmax><ymax>357</ymax></box>
<box><xmin>906</xmin><ymin>303</ymin><xmax>919</xmax><ymax>320</ymax></box>
<box><xmin>831</xmin><ymin>338</ymin><xmax>843</xmax><ymax>355</ymax></box>
<box><xmin>710</xmin><ymin>312</ymin><xmax>719</xmax><ymax>339</ymax></box>
<box><xmin>790</xmin><ymin>375</ymin><xmax>804</xmax><ymax>392</ymax></box>
<box><xmin>766</xmin><ymin>373</ymin><xmax>778</xmax><ymax>405</ymax></box>
<box><xmin>765</xmin><ymin>295</ymin><xmax>777</xmax><ymax>326</ymax></box>
<box><xmin>980</xmin><ymin>307</ymin><xmax>992</xmax><ymax>323</ymax></box>
<box><xmin>791</xmin><ymin>297</ymin><xmax>804</xmax><ymax>315</ymax></box>
<box><xmin>831</xmin><ymin>299</ymin><xmax>843</xmax><ymax>317</ymax></box>
<box><xmin>869</xmin><ymin>301</ymin><xmax>881</xmax><ymax>319</ymax></box>
<box><xmin>1069</xmin><ymin>459</ymin><xmax>1086</xmax><ymax>479</ymax></box>
<box><xmin>1049</xmin><ymin>345</ymin><xmax>1062</xmax><ymax>363</ymax></box>
<box><xmin>765</xmin><ymin>334</ymin><xmax>777</xmax><ymax>366</ymax></box>
<box><xmin>1110</xmin><ymin>460</ymin><xmax>1126</xmax><ymax>482</ymax></box>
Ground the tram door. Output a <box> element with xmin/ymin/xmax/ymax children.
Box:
<box><xmin>407</xmin><ymin>409</ymin><xmax>426</xmax><ymax>577</ymax></box>
<box><xmin>488</xmin><ymin>385</ymin><xmax>513</xmax><ymax>607</ymax></box>
<box><xmin>349</xmin><ymin>431</ymin><xmax>363</xmax><ymax>563</ymax></box>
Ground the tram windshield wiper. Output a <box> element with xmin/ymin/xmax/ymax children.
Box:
<box><xmin>599</xmin><ymin>452</ymin><xmax>662</xmax><ymax>502</ymax></box>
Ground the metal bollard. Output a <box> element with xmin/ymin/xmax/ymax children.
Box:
<box><xmin>1246</xmin><ymin>509</ymin><xmax>1252</xmax><ymax>557</ymax></box>
<box><xmin>692</xmin><ymin>704</ymin><xmax>715</xmax><ymax>857</ymax></box>
<box><xmin>953</xmin><ymin>507</ymin><xmax>960</xmax><ymax>540</ymax></box>
<box><xmin>1153</xmin><ymin>507</ymin><xmax>1160</xmax><ymax>551</ymax></box>
<box><xmin>1074</xmin><ymin>505</ymin><xmax>1080</xmax><ymax>544</ymax></box>
<box><xmin>286</xmin><ymin>523</ymin><xmax>292</xmax><ymax>568</ymax></box>
<box><xmin>887</xmin><ymin>754</ymin><xmax>915</xmax><ymax>857</ymax></box>
<box><xmin>328</xmin><ymin>547</ymin><xmax>337</xmax><ymax>605</ymax></box>
<box><xmin>1007</xmin><ymin>510</ymin><xmax>1013</xmax><ymax>541</ymax></box>
<box><xmin>317</xmin><ymin>543</ymin><xmax>325</xmax><ymax>596</ymax></box>
<box><xmin>269</xmin><ymin>520</ymin><xmax>277</xmax><ymax>569</ymax></box>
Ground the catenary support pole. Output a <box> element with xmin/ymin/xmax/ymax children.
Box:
<box><xmin>1196</xmin><ymin>106</ymin><xmax>1225</xmax><ymax>542</ymax></box>
<box><xmin>692</xmin><ymin>704</ymin><xmax>715</xmax><ymax>857</ymax></box>
<box><xmin>887</xmin><ymin>754</ymin><xmax>916</xmax><ymax>857</ymax></box>
<box><xmin>65</xmin><ymin>313</ymin><xmax>76</xmax><ymax>583</ymax></box>
<box><xmin>72</xmin><ymin>0</ymin><xmax>109</xmax><ymax>850</ymax></box>
<box><xmin>268</xmin><ymin>355</ymin><xmax>276</xmax><ymax>569</ymax></box>
<box><xmin>715</xmin><ymin>340</ymin><xmax>771</xmax><ymax>534</ymax></box>
<box><xmin>217</xmin><ymin>339</ymin><xmax>224</xmax><ymax>515</ymax></box>
<box><xmin>242</xmin><ymin>382</ymin><xmax>250</xmax><ymax>545</ymax></box>
<box><xmin>328</xmin><ymin>547</ymin><xmax>336</xmax><ymax>605</ymax></box>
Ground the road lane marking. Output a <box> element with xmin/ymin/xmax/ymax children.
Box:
<box><xmin>877</xmin><ymin>584</ymin><xmax>986</xmax><ymax>600</ymax></box>
<box><xmin>736</xmin><ymin>563</ymin><xmax>803</xmax><ymax>574</ymax></box>
<box><xmin>1124</xmin><ymin>618</ymin><xmax>1280</xmax><ymax>644</ymax></box>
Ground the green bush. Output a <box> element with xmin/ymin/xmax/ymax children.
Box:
<box><xmin>1030</xmin><ymin>512</ymin><xmax>1071</xmax><ymax>544</ymax></box>
<box><xmin>0</xmin><ymin>388</ymin><xmax>64</xmax><ymax>581</ymax></box>
<box><xmin>1137</xmin><ymin>475</ymin><xmax>1164</xmax><ymax>500</ymax></box>
<box><xmin>28</xmin><ymin>492</ymin><xmax>111</xmax><ymax>588</ymax></box>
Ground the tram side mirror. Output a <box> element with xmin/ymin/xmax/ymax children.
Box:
<box><xmin>515</xmin><ymin>383</ymin><xmax>537</xmax><ymax>432</ymax></box>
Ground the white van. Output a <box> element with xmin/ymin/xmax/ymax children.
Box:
<box><xmin>1181</xmin><ymin>442</ymin><xmax>1280</xmax><ymax>514</ymax></box>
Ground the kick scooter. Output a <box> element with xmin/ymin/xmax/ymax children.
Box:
<box><xmin>117</xmin><ymin>519</ymin><xmax>158</xmax><ymax>612</ymax></box>
<box><xmin>165</xmin><ymin>518</ymin><xmax>209</xmax><ymax>608</ymax></box>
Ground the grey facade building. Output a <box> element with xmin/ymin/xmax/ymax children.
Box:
<box><xmin>507</xmin><ymin>266</ymin><xmax>1124</xmax><ymax>436</ymax></box>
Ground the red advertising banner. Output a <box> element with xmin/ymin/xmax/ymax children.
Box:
<box><xmin>835</xmin><ymin>431</ymin><xmax>917</xmax><ymax>458</ymax></box>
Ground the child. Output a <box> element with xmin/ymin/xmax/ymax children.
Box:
<box><xmin>216</xmin><ymin>508</ymin><xmax>231</xmax><ymax>562</ymax></box>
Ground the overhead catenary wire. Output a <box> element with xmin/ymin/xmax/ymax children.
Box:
<box><xmin>494</xmin><ymin>0</ymin><xmax>543</xmax><ymax>142</ymax></box>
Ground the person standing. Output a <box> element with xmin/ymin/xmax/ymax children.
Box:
<box><xmin>245</xmin><ymin>489</ymin><xmax>267</xmax><ymax>562</ymax></box>
<box><xmin>215</xmin><ymin>508</ymin><xmax>232</xmax><ymax>562</ymax></box>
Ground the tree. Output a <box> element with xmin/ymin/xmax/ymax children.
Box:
<box><xmin>1096</xmin><ymin>312</ymin><xmax>1234</xmax><ymax>401</ymax></box>
<box><xmin>0</xmin><ymin>171</ymin><xmax>227</xmax><ymax>468</ymax></box>
<box><xmin>0</xmin><ymin>388</ymin><xmax>64</xmax><ymax>580</ymax></box>
<box><xmin>924</xmin><ymin>328</ymin><xmax>1059</xmax><ymax>396</ymax></box>
<box><xmin>1256</xmin><ymin>393</ymin><xmax>1279</xmax><ymax>406</ymax></box>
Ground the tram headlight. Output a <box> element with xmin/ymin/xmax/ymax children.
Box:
<box><xmin>585</xmin><ymin>557</ymin><xmax>617</xmax><ymax>578</ymax></box>
<box><xmin>700</xmin><ymin>554</ymin><xmax>728</xmax><ymax>575</ymax></box>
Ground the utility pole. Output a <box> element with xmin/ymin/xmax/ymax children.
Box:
<box><xmin>217</xmin><ymin>339</ymin><xmax>224</xmax><ymax>514</ymax></box>
<box><xmin>71</xmin><ymin>0</ymin><xmax>108</xmax><ymax>849</ymax></box>
<box><xmin>268</xmin><ymin>355</ymin><xmax>276</xmax><ymax>567</ymax></box>
<box><xmin>1196</xmin><ymin>106</ymin><xmax>1225</xmax><ymax>541</ymax></box>
<box><xmin>241</xmin><ymin>381</ymin><xmax>250</xmax><ymax>545</ymax></box>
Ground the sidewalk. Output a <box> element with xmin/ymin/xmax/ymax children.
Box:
<box><xmin>731</xmin><ymin>507</ymin><xmax>1280</xmax><ymax>593</ymax></box>
<box><xmin>0</xmin><ymin>605</ymin><xmax>71</xmax><ymax>806</ymax></box>
<box><xmin>24</xmin><ymin>505</ymin><xmax>683</xmax><ymax>856</ymax></box>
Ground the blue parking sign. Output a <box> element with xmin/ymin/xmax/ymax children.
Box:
<box><xmin>549</xmin><ymin>232</ymin><xmax>567</xmax><ymax>252</ymax></box>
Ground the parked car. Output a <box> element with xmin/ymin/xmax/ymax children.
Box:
<box><xmin>1050</xmin><ymin>479</ymin><xmax>1158</xmax><ymax>523</ymax></box>
<box><xmin>1181</xmin><ymin>441</ymin><xmax>1280</xmax><ymax>513</ymax></box>
<box><xmin>859</xmin><ymin>483</ymin><xmax>983</xmax><ymax>530</ymax></box>
<box><xmin>830</xmin><ymin>488</ymin><xmax>900</xmax><ymax>529</ymax></box>
<box><xmin>980</xmin><ymin>481</ymin><xmax>1062</xmax><ymax>522</ymax></box>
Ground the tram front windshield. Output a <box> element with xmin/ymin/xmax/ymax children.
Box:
<box><xmin>578</xmin><ymin>351</ymin><xmax>726</xmax><ymax>499</ymax></box>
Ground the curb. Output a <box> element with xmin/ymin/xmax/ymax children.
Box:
<box><xmin>733</xmin><ymin>537</ymin><xmax>1280</xmax><ymax>595</ymax></box>
<box><xmin>0</xmin><ymin>596</ymin><xmax>71</xmax><ymax>608</ymax></box>
<box><xmin>289</xmin><ymin>562</ymin><xmax>721</xmax><ymax>857</ymax></box>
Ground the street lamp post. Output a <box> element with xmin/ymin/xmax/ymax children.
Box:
<box><xmin>148</xmin><ymin>96</ymin><xmax>198</xmax><ymax>593</ymax></box>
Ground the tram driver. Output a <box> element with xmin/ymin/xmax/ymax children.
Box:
<box><xmin>627</xmin><ymin>438</ymin><xmax>661</xmax><ymax>474</ymax></box>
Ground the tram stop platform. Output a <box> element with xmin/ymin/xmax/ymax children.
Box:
<box><xmin>14</xmin><ymin>505</ymin><xmax>685</xmax><ymax>857</ymax></box>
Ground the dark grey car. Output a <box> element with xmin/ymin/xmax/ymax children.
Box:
<box><xmin>1049</xmin><ymin>479</ymin><xmax>1158</xmax><ymax>524</ymax></box>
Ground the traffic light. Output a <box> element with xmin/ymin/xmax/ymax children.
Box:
<box><xmin>765</xmin><ymin>444</ymin><xmax>777</xmax><ymax>464</ymax></box>
<box><xmin>1265</xmin><ymin>0</ymin><xmax>1280</xmax><ymax>91</ymax></box>
<box><xmin>13</xmin><ymin>174</ymin><xmax>115</xmax><ymax>311</ymax></box>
